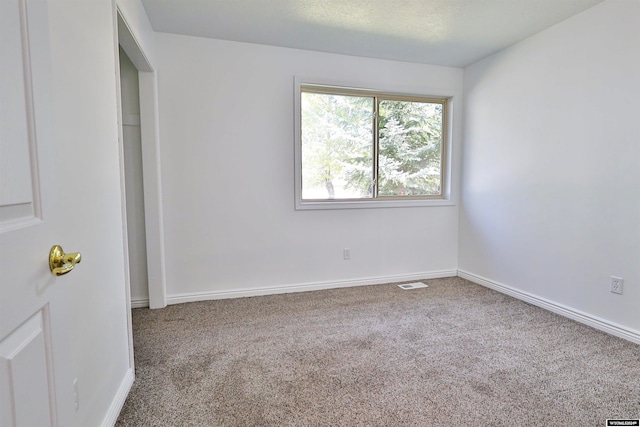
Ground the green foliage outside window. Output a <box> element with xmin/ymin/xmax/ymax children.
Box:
<box><xmin>301</xmin><ymin>87</ymin><xmax>445</xmax><ymax>200</ymax></box>
<box><xmin>378</xmin><ymin>100</ymin><xmax>443</xmax><ymax>197</ymax></box>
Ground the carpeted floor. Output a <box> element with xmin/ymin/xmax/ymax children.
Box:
<box><xmin>116</xmin><ymin>277</ymin><xmax>640</xmax><ymax>426</ymax></box>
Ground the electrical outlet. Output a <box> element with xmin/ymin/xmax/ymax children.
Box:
<box><xmin>343</xmin><ymin>248</ymin><xmax>351</xmax><ymax>260</ymax></box>
<box><xmin>73</xmin><ymin>378</ymin><xmax>79</xmax><ymax>411</ymax></box>
<box><xmin>610</xmin><ymin>276</ymin><xmax>623</xmax><ymax>295</ymax></box>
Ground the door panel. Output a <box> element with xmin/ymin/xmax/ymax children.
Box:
<box><xmin>0</xmin><ymin>0</ymin><xmax>41</xmax><ymax>231</ymax></box>
<box><xmin>0</xmin><ymin>309</ymin><xmax>55</xmax><ymax>427</ymax></box>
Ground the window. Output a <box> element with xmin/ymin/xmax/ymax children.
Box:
<box><xmin>295</xmin><ymin>82</ymin><xmax>450</xmax><ymax>209</ymax></box>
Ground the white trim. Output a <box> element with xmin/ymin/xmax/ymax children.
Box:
<box><xmin>167</xmin><ymin>270</ymin><xmax>458</xmax><ymax>305</ymax></box>
<box><xmin>297</xmin><ymin>199</ymin><xmax>456</xmax><ymax>210</ymax></box>
<box><xmin>100</xmin><ymin>368</ymin><xmax>134</xmax><ymax>427</ymax></box>
<box><xmin>139</xmin><ymin>70</ymin><xmax>167</xmax><ymax>309</ymax></box>
<box><xmin>116</xmin><ymin>13</ymin><xmax>152</xmax><ymax>72</ymax></box>
<box><xmin>112</xmin><ymin>0</ymin><xmax>135</xmax><ymax>383</ymax></box>
<box><xmin>131</xmin><ymin>298</ymin><xmax>149</xmax><ymax>309</ymax></box>
<box><xmin>458</xmin><ymin>270</ymin><xmax>640</xmax><ymax>345</ymax></box>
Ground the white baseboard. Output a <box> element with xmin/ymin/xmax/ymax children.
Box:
<box><xmin>167</xmin><ymin>270</ymin><xmax>458</xmax><ymax>305</ymax></box>
<box><xmin>458</xmin><ymin>270</ymin><xmax>640</xmax><ymax>345</ymax></box>
<box><xmin>131</xmin><ymin>298</ymin><xmax>149</xmax><ymax>309</ymax></box>
<box><xmin>101</xmin><ymin>368</ymin><xmax>134</xmax><ymax>427</ymax></box>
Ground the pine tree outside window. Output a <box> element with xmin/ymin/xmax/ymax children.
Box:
<box><xmin>295</xmin><ymin>82</ymin><xmax>450</xmax><ymax>209</ymax></box>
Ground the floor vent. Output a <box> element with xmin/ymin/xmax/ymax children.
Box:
<box><xmin>397</xmin><ymin>282</ymin><xmax>429</xmax><ymax>290</ymax></box>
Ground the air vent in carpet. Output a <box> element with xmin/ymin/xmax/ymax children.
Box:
<box><xmin>397</xmin><ymin>282</ymin><xmax>428</xmax><ymax>290</ymax></box>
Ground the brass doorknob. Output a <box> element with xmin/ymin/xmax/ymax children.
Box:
<box><xmin>49</xmin><ymin>245</ymin><xmax>82</xmax><ymax>276</ymax></box>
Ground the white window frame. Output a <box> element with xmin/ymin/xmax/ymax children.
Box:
<box><xmin>294</xmin><ymin>77</ymin><xmax>455</xmax><ymax>210</ymax></box>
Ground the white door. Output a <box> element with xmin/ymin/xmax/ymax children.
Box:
<box><xmin>1</xmin><ymin>0</ymin><xmax>75</xmax><ymax>425</ymax></box>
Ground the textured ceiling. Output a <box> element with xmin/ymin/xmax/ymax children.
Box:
<box><xmin>141</xmin><ymin>0</ymin><xmax>603</xmax><ymax>67</ymax></box>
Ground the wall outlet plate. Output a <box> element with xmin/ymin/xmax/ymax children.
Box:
<box><xmin>610</xmin><ymin>276</ymin><xmax>623</xmax><ymax>295</ymax></box>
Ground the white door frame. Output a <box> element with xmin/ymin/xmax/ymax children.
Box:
<box><xmin>114</xmin><ymin>5</ymin><xmax>167</xmax><ymax>315</ymax></box>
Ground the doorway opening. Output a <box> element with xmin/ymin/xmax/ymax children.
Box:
<box><xmin>115</xmin><ymin>10</ymin><xmax>167</xmax><ymax>311</ymax></box>
<box><xmin>119</xmin><ymin>47</ymin><xmax>149</xmax><ymax>306</ymax></box>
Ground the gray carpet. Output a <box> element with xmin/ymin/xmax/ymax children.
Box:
<box><xmin>116</xmin><ymin>277</ymin><xmax>640</xmax><ymax>426</ymax></box>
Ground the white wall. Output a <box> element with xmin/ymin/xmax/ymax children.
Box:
<box><xmin>120</xmin><ymin>47</ymin><xmax>150</xmax><ymax>304</ymax></box>
<box><xmin>460</xmin><ymin>0</ymin><xmax>640</xmax><ymax>333</ymax></box>
<box><xmin>156</xmin><ymin>34</ymin><xmax>463</xmax><ymax>299</ymax></box>
<box><xmin>46</xmin><ymin>0</ymin><xmax>132</xmax><ymax>425</ymax></box>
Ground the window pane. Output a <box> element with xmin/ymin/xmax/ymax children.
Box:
<box><xmin>378</xmin><ymin>100</ymin><xmax>443</xmax><ymax>197</ymax></box>
<box><xmin>301</xmin><ymin>92</ymin><xmax>374</xmax><ymax>199</ymax></box>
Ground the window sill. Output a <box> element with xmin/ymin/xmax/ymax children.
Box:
<box><xmin>295</xmin><ymin>198</ymin><xmax>456</xmax><ymax>210</ymax></box>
